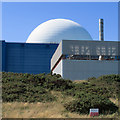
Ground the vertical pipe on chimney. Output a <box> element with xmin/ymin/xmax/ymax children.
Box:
<box><xmin>99</xmin><ymin>19</ymin><xmax>104</xmax><ymax>41</ymax></box>
<box><xmin>99</xmin><ymin>19</ymin><xmax>104</xmax><ymax>60</ymax></box>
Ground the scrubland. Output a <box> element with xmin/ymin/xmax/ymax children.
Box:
<box><xmin>2</xmin><ymin>72</ymin><xmax>120</xmax><ymax>118</ymax></box>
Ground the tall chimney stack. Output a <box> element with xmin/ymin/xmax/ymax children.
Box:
<box><xmin>99</xmin><ymin>19</ymin><xmax>104</xmax><ymax>41</ymax></box>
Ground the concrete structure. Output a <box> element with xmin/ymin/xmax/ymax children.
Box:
<box><xmin>51</xmin><ymin>40</ymin><xmax>120</xmax><ymax>80</ymax></box>
<box><xmin>26</xmin><ymin>19</ymin><xmax>92</xmax><ymax>43</ymax></box>
<box><xmin>1</xmin><ymin>18</ymin><xmax>119</xmax><ymax>80</ymax></box>
<box><xmin>1</xmin><ymin>41</ymin><xmax>58</xmax><ymax>74</ymax></box>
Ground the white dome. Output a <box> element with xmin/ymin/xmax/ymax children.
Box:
<box><xmin>26</xmin><ymin>19</ymin><xmax>92</xmax><ymax>43</ymax></box>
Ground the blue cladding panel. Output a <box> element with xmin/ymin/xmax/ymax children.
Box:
<box><xmin>0</xmin><ymin>41</ymin><xmax>2</xmax><ymax>72</ymax></box>
<box><xmin>0</xmin><ymin>41</ymin><xmax>6</xmax><ymax>71</ymax></box>
<box><xmin>4</xmin><ymin>42</ymin><xmax>58</xmax><ymax>74</ymax></box>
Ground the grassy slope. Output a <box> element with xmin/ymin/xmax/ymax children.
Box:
<box><xmin>2</xmin><ymin>72</ymin><xmax>120</xmax><ymax>118</ymax></box>
<box><xmin>2</xmin><ymin>92</ymin><xmax>119</xmax><ymax>118</ymax></box>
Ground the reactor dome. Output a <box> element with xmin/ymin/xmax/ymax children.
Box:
<box><xmin>26</xmin><ymin>19</ymin><xmax>92</xmax><ymax>43</ymax></box>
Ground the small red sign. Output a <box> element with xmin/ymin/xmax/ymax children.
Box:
<box><xmin>90</xmin><ymin>108</ymin><xmax>99</xmax><ymax>116</ymax></box>
<box><xmin>90</xmin><ymin>112</ymin><xmax>99</xmax><ymax>116</ymax></box>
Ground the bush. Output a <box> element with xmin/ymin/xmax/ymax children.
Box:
<box><xmin>64</xmin><ymin>94</ymin><xmax>118</xmax><ymax>115</ymax></box>
<box><xmin>2</xmin><ymin>72</ymin><xmax>74</xmax><ymax>102</ymax></box>
<box><xmin>2</xmin><ymin>72</ymin><xmax>120</xmax><ymax>115</ymax></box>
<box><xmin>2</xmin><ymin>72</ymin><xmax>57</xmax><ymax>102</ymax></box>
<box><xmin>88</xmin><ymin>77</ymin><xmax>96</xmax><ymax>81</ymax></box>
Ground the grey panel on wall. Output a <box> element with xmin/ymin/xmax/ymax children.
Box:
<box><xmin>62</xmin><ymin>40</ymin><xmax>119</xmax><ymax>56</ymax></box>
<box><xmin>62</xmin><ymin>60</ymin><xmax>118</xmax><ymax>80</ymax></box>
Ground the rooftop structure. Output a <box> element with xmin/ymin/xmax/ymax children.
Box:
<box><xmin>26</xmin><ymin>19</ymin><xmax>92</xmax><ymax>43</ymax></box>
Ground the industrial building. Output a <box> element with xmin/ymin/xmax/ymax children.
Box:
<box><xmin>1</xmin><ymin>41</ymin><xmax>58</xmax><ymax>74</ymax></box>
<box><xmin>51</xmin><ymin>40</ymin><xmax>119</xmax><ymax>80</ymax></box>
<box><xmin>0</xmin><ymin>18</ymin><xmax>119</xmax><ymax>80</ymax></box>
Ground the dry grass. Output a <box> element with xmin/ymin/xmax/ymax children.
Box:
<box><xmin>109</xmin><ymin>98</ymin><xmax>119</xmax><ymax>106</ymax></box>
<box><xmin>2</xmin><ymin>91</ymin><xmax>118</xmax><ymax>118</ymax></box>
<box><xmin>2</xmin><ymin>102</ymin><xmax>117</xmax><ymax>118</ymax></box>
<box><xmin>2</xmin><ymin>102</ymin><xmax>63</xmax><ymax>118</ymax></box>
<box><xmin>73</xmin><ymin>80</ymin><xmax>87</xmax><ymax>83</ymax></box>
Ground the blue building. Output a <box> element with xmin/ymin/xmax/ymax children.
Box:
<box><xmin>1</xmin><ymin>40</ymin><xmax>58</xmax><ymax>74</ymax></box>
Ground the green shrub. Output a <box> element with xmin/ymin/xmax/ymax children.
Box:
<box><xmin>2</xmin><ymin>72</ymin><xmax>57</xmax><ymax>102</ymax></box>
<box><xmin>64</xmin><ymin>94</ymin><xmax>118</xmax><ymax>115</ymax></box>
<box><xmin>88</xmin><ymin>77</ymin><xmax>96</xmax><ymax>81</ymax></box>
<box><xmin>2</xmin><ymin>72</ymin><xmax>120</xmax><ymax>115</ymax></box>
